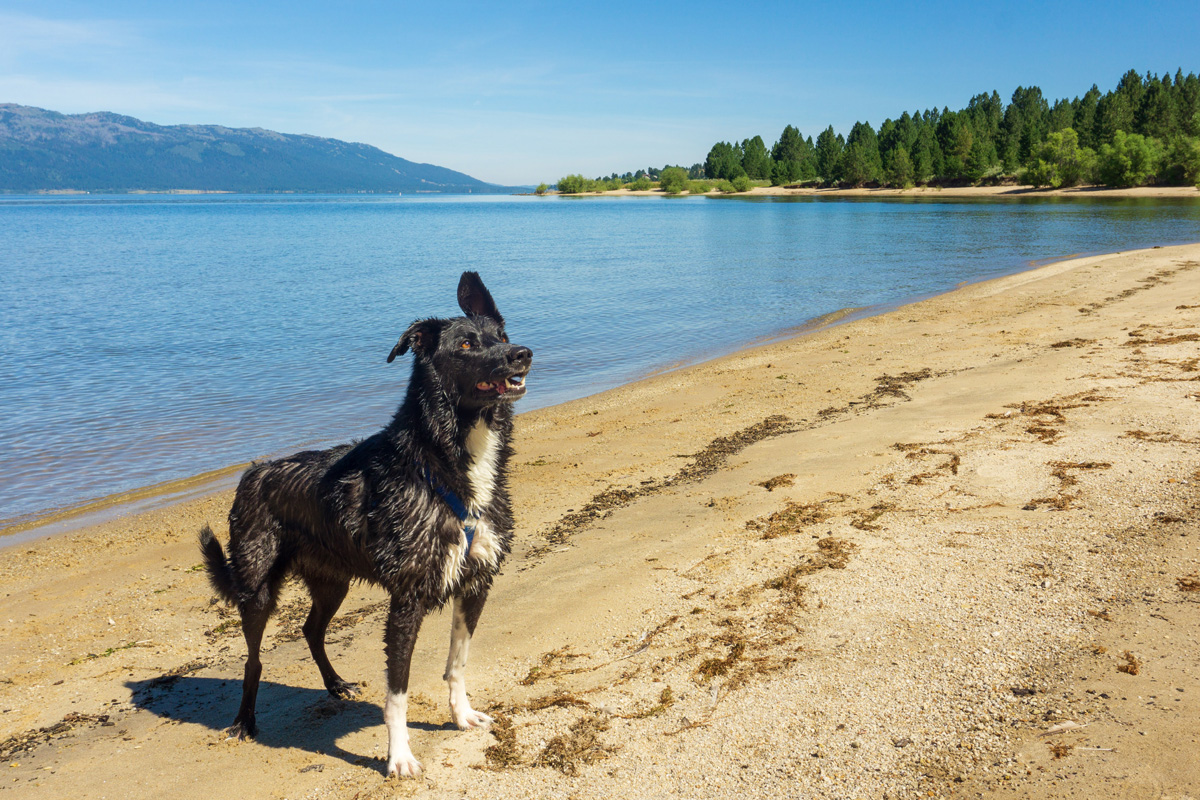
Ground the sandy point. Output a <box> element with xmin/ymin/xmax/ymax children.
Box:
<box><xmin>553</xmin><ymin>183</ymin><xmax>1200</xmax><ymax>199</ymax></box>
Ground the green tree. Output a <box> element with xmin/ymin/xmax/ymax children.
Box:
<box><xmin>1049</xmin><ymin>98</ymin><xmax>1075</xmax><ymax>132</ymax></box>
<box><xmin>964</xmin><ymin>137</ymin><xmax>997</xmax><ymax>182</ymax></box>
<box><xmin>556</xmin><ymin>174</ymin><xmax>588</xmax><ymax>193</ymax></box>
<box><xmin>1001</xmin><ymin>86</ymin><xmax>1049</xmax><ymax>171</ymax></box>
<box><xmin>1096</xmin><ymin>91</ymin><xmax>1134</xmax><ymax>143</ymax></box>
<box><xmin>1073</xmin><ymin>85</ymin><xmax>1101</xmax><ymax>148</ymax></box>
<box><xmin>815</xmin><ymin>126</ymin><xmax>844</xmax><ymax>183</ymax></box>
<box><xmin>705</xmin><ymin>141</ymin><xmax>746</xmax><ymax>181</ymax></box>
<box><xmin>843</xmin><ymin>121</ymin><xmax>883</xmax><ymax>184</ymax></box>
<box><xmin>535</xmin><ymin>182</ymin><xmax>548</xmax><ymax>195</ymax></box>
<box><xmin>884</xmin><ymin>145</ymin><xmax>914</xmax><ymax>188</ymax></box>
<box><xmin>772</xmin><ymin>125</ymin><xmax>804</xmax><ymax>162</ymax></box>
<box><xmin>938</xmin><ymin>111</ymin><xmax>973</xmax><ymax>180</ymax></box>
<box><xmin>741</xmin><ymin>135</ymin><xmax>773</xmax><ymax>180</ymax></box>
<box><xmin>1178</xmin><ymin>71</ymin><xmax>1200</xmax><ymax>136</ymax></box>
<box><xmin>1161</xmin><ymin>135</ymin><xmax>1200</xmax><ymax>186</ymax></box>
<box><xmin>1025</xmin><ymin>128</ymin><xmax>1095</xmax><ymax>188</ymax></box>
<box><xmin>910</xmin><ymin>123</ymin><xmax>939</xmax><ymax>183</ymax></box>
<box><xmin>659</xmin><ymin>166</ymin><xmax>689</xmax><ymax>194</ymax></box>
<box><xmin>965</xmin><ymin>91</ymin><xmax>1004</xmax><ymax>156</ymax></box>
<box><xmin>1136</xmin><ymin>75</ymin><xmax>1177</xmax><ymax>140</ymax></box>
<box><xmin>1115</xmin><ymin>68</ymin><xmax>1147</xmax><ymax>115</ymax></box>
<box><xmin>772</xmin><ymin>158</ymin><xmax>801</xmax><ymax>186</ymax></box>
<box><xmin>771</xmin><ymin>125</ymin><xmax>814</xmax><ymax>185</ymax></box>
<box><xmin>1096</xmin><ymin>130</ymin><xmax>1163</xmax><ymax>187</ymax></box>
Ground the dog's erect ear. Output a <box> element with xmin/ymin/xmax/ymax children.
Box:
<box><xmin>457</xmin><ymin>271</ymin><xmax>504</xmax><ymax>325</ymax></box>
<box><xmin>387</xmin><ymin>318</ymin><xmax>442</xmax><ymax>362</ymax></box>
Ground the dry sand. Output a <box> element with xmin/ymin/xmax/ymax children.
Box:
<box><xmin>3</xmin><ymin>243</ymin><xmax>1200</xmax><ymax>799</ymax></box>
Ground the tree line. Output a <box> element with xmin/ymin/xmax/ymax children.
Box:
<box><xmin>556</xmin><ymin>69</ymin><xmax>1200</xmax><ymax>191</ymax></box>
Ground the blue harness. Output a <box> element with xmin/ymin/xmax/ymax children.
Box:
<box><xmin>420</xmin><ymin>463</ymin><xmax>481</xmax><ymax>549</ymax></box>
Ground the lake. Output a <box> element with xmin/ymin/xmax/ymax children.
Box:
<box><xmin>2</xmin><ymin>193</ymin><xmax>1198</xmax><ymax>529</ymax></box>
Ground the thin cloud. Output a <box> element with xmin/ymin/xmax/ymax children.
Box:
<box><xmin>0</xmin><ymin>12</ymin><xmax>141</xmax><ymax>59</ymax></box>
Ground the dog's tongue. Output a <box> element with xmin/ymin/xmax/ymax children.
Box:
<box><xmin>477</xmin><ymin>380</ymin><xmax>506</xmax><ymax>394</ymax></box>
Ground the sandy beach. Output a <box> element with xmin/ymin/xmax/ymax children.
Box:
<box><xmin>564</xmin><ymin>184</ymin><xmax>1200</xmax><ymax>199</ymax></box>
<box><xmin>3</xmin><ymin>242</ymin><xmax>1199</xmax><ymax>799</ymax></box>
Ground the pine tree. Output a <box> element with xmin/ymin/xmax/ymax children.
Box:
<box><xmin>1073</xmin><ymin>86</ymin><xmax>1101</xmax><ymax>149</ymax></box>
<box><xmin>815</xmin><ymin>126</ymin><xmax>844</xmax><ymax>184</ymax></box>
<box><xmin>741</xmin><ymin>136</ymin><xmax>773</xmax><ymax>180</ymax></box>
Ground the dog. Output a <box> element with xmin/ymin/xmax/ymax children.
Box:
<box><xmin>199</xmin><ymin>271</ymin><xmax>531</xmax><ymax>777</ymax></box>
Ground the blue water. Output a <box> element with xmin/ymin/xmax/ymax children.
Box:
<box><xmin>2</xmin><ymin>193</ymin><xmax>1198</xmax><ymax>526</ymax></box>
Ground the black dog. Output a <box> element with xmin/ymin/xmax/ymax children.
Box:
<box><xmin>200</xmin><ymin>272</ymin><xmax>531</xmax><ymax>777</ymax></box>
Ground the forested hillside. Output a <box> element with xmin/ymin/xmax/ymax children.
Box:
<box><xmin>575</xmin><ymin>69</ymin><xmax>1200</xmax><ymax>191</ymax></box>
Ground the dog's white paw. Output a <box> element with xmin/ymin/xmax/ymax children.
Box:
<box><xmin>454</xmin><ymin>707</ymin><xmax>493</xmax><ymax>730</ymax></box>
<box><xmin>387</xmin><ymin>753</ymin><xmax>423</xmax><ymax>779</ymax></box>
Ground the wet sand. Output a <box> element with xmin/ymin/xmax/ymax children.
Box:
<box><xmin>3</xmin><ymin>243</ymin><xmax>1199</xmax><ymax>799</ymax></box>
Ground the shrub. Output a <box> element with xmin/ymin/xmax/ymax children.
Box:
<box><xmin>730</xmin><ymin>174</ymin><xmax>752</xmax><ymax>193</ymax></box>
<box><xmin>629</xmin><ymin>176</ymin><xmax>653</xmax><ymax>191</ymax></box>
<box><xmin>1160</xmin><ymin>136</ymin><xmax>1200</xmax><ymax>186</ymax></box>
<box><xmin>556</xmin><ymin>174</ymin><xmax>589</xmax><ymax>194</ymax></box>
<box><xmin>535</xmin><ymin>182</ymin><xmax>548</xmax><ymax>195</ymax></box>
<box><xmin>1025</xmin><ymin>129</ymin><xmax>1096</xmax><ymax>188</ymax></box>
<box><xmin>659</xmin><ymin>166</ymin><xmax>690</xmax><ymax>194</ymax></box>
<box><xmin>716</xmin><ymin>180</ymin><xmax>737</xmax><ymax>193</ymax></box>
<box><xmin>687</xmin><ymin>180</ymin><xmax>712</xmax><ymax>194</ymax></box>
<box><xmin>1096</xmin><ymin>131</ymin><xmax>1163</xmax><ymax>188</ymax></box>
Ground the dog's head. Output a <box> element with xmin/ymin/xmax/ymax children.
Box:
<box><xmin>387</xmin><ymin>272</ymin><xmax>532</xmax><ymax>409</ymax></box>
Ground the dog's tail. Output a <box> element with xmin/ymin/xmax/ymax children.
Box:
<box><xmin>199</xmin><ymin>524</ymin><xmax>238</xmax><ymax>604</ymax></box>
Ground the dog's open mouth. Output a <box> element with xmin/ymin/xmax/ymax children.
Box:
<box><xmin>476</xmin><ymin>373</ymin><xmax>527</xmax><ymax>396</ymax></box>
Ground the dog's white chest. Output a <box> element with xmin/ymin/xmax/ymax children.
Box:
<box><xmin>438</xmin><ymin>422</ymin><xmax>504</xmax><ymax>596</ymax></box>
<box><xmin>464</xmin><ymin>421</ymin><xmax>501</xmax><ymax>511</ymax></box>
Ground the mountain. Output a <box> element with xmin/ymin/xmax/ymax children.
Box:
<box><xmin>0</xmin><ymin>104</ymin><xmax>520</xmax><ymax>194</ymax></box>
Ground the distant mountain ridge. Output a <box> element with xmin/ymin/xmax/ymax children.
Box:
<box><xmin>0</xmin><ymin>104</ymin><xmax>519</xmax><ymax>194</ymax></box>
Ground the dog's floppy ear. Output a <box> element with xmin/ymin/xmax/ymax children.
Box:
<box><xmin>387</xmin><ymin>318</ymin><xmax>442</xmax><ymax>363</ymax></box>
<box><xmin>457</xmin><ymin>271</ymin><xmax>504</xmax><ymax>325</ymax></box>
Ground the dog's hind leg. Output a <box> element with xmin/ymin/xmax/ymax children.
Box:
<box><xmin>227</xmin><ymin>554</ymin><xmax>286</xmax><ymax>739</ymax></box>
<box><xmin>383</xmin><ymin>597</ymin><xmax>425</xmax><ymax>778</ymax></box>
<box><xmin>302</xmin><ymin>576</ymin><xmax>359</xmax><ymax>698</ymax></box>
<box><xmin>228</xmin><ymin>593</ymin><xmax>272</xmax><ymax>739</ymax></box>
<box><xmin>444</xmin><ymin>591</ymin><xmax>493</xmax><ymax>730</ymax></box>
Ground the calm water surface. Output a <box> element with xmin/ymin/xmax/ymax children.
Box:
<box><xmin>2</xmin><ymin>193</ymin><xmax>1198</xmax><ymax>526</ymax></box>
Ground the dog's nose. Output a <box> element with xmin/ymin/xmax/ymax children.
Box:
<box><xmin>508</xmin><ymin>346</ymin><xmax>532</xmax><ymax>367</ymax></box>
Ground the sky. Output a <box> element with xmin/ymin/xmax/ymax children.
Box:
<box><xmin>2</xmin><ymin>1</ymin><xmax>1199</xmax><ymax>186</ymax></box>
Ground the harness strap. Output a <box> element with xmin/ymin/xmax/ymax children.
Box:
<box><xmin>419</xmin><ymin>463</ymin><xmax>481</xmax><ymax>550</ymax></box>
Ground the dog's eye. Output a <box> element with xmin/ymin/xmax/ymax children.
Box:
<box><xmin>460</xmin><ymin>341</ymin><xmax>472</xmax><ymax>350</ymax></box>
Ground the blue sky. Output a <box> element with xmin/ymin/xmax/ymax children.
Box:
<box><xmin>3</xmin><ymin>1</ymin><xmax>1198</xmax><ymax>186</ymax></box>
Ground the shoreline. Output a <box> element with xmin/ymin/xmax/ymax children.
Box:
<box><xmin>0</xmin><ymin>462</ymin><xmax>249</xmax><ymax>547</ymax></box>
<box><xmin>0</xmin><ymin>246</ymin><xmax>1114</xmax><ymax>544</ymax></box>
<box><xmin>4</xmin><ymin>242</ymin><xmax>1199</xmax><ymax>799</ymax></box>
<box><xmin>0</xmin><ymin>302</ymin><xmax>871</xmax><ymax>543</ymax></box>
<box><xmin>555</xmin><ymin>183</ymin><xmax>1200</xmax><ymax>199</ymax></box>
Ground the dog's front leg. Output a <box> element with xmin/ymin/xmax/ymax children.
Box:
<box><xmin>384</xmin><ymin>596</ymin><xmax>424</xmax><ymax>778</ymax></box>
<box><xmin>444</xmin><ymin>591</ymin><xmax>493</xmax><ymax>730</ymax></box>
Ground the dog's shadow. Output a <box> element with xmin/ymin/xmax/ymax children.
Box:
<box><xmin>126</xmin><ymin>675</ymin><xmax>455</xmax><ymax>769</ymax></box>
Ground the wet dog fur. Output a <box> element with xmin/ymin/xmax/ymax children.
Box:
<box><xmin>200</xmin><ymin>272</ymin><xmax>531</xmax><ymax>777</ymax></box>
